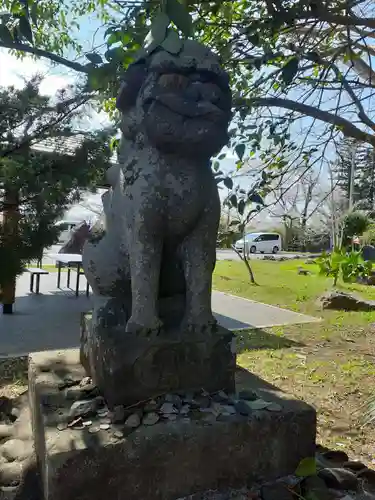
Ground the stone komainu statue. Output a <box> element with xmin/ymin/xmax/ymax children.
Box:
<box><xmin>81</xmin><ymin>40</ymin><xmax>234</xmax><ymax>407</ymax></box>
<box><xmin>83</xmin><ymin>40</ymin><xmax>232</xmax><ymax>336</ymax></box>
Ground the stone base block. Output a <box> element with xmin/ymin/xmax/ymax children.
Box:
<box><xmin>80</xmin><ymin>312</ymin><xmax>236</xmax><ymax>408</ymax></box>
<box><xmin>29</xmin><ymin>349</ymin><xmax>316</xmax><ymax>500</ymax></box>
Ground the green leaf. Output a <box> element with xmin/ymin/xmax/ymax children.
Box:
<box><xmin>224</xmin><ymin>177</ymin><xmax>233</xmax><ymax>190</ymax></box>
<box><xmin>229</xmin><ymin>194</ymin><xmax>237</xmax><ymax>208</ymax></box>
<box><xmin>166</xmin><ymin>0</ymin><xmax>193</xmax><ymax>37</ymax></box>
<box><xmin>145</xmin><ymin>12</ymin><xmax>169</xmax><ymax>49</ymax></box>
<box><xmin>86</xmin><ymin>52</ymin><xmax>103</xmax><ymax>65</ymax></box>
<box><xmin>235</xmin><ymin>143</ymin><xmax>245</xmax><ymax>160</ymax></box>
<box><xmin>161</xmin><ymin>29</ymin><xmax>183</xmax><ymax>55</ymax></box>
<box><xmin>282</xmin><ymin>57</ymin><xmax>299</xmax><ymax>85</ymax></box>
<box><xmin>295</xmin><ymin>457</ymin><xmax>317</xmax><ymax>477</ymax></box>
<box><xmin>0</xmin><ymin>24</ymin><xmax>13</xmax><ymax>43</ymax></box>
<box><xmin>218</xmin><ymin>153</ymin><xmax>226</xmax><ymax>160</ymax></box>
<box><xmin>110</xmin><ymin>137</ymin><xmax>119</xmax><ymax>152</ymax></box>
<box><xmin>248</xmin><ymin>192</ymin><xmax>264</xmax><ymax>205</ymax></box>
<box><xmin>238</xmin><ymin>199</ymin><xmax>246</xmax><ymax>215</ymax></box>
<box><xmin>213</xmin><ymin>161</ymin><xmax>220</xmax><ymax>171</ymax></box>
<box><xmin>18</xmin><ymin>16</ymin><xmax>33</xmax><ymax>43</ymax></box>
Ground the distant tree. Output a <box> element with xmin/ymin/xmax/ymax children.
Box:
<box><xmin>0</xmin><ymin>78</ymin><xmax>114</xmax><ymax>311</ymax></box>
<box><xmin>335</xmin><ymin>138</ymin><xmax>375</xmax><ymax>211</ymax></box>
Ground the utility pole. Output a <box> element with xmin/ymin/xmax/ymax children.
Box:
<box><xmin>348</xmin><ymin>143</ymin><xmax>356</xmax><ymax>211</ymax></box>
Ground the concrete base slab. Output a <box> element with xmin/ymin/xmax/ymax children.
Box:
<box><xmin>29</xmin><ymin>349</ymin><xmax>316</xmax><ymax>500</ymax></box>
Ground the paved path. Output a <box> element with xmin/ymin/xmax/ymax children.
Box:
<box><xmin>0</xmin><ymin>273</ymin><xmax>319</xmax><ymax>357</ymax></box>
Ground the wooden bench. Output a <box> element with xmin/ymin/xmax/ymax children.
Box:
<box><xmin>25</xmin><ymin>268</ymin><xmax>49</xmax><ymax>294</ymax></box>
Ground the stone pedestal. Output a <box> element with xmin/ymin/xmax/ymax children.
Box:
<box><xmin>80</xmin><ymin>312</ymin><xmax>236</xmax><ymax>408</ymax></box>
<box><xmin>29</xmin><ymin>349</ymin><xmax>316</xmax><ymax>500</ymax></box>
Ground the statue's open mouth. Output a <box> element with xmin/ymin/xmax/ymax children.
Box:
<box><xmin>143</xmin><ymin>69</ymin><xmax>231</xmax><ymax>121</ymax></box>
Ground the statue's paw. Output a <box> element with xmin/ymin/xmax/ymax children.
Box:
<box><xmin>125</xmin><ymin>316</ymin><xmax>163</xmax><ymax>337</ymax></box>
<box><xmin>181</xmin><ymin>313</ymin><xmax>218</xmax><ymax>335</ymax></box>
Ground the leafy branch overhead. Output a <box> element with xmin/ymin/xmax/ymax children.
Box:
<box><xmin>1</xmin><ymin>0</ymin><xmax>375</xmax><ymax>153</ymax></box>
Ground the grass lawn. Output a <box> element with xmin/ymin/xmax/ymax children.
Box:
<box><xmin>213</xmin><ymin>259</ymin><xmax>375</xmax><ymax>464</ymax></box>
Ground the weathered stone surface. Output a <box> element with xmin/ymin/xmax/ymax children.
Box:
<box><xmin>82</xmin><ymin>312</ymin><xmax>235</xmax><ymax>407</ymax></box>
<box><xmin>81</xmin><ymin>40</ymin><xmax>234</xmax><ymax>404</ymax></box>
<box><xmin>318</xmin><ymin>468</ymin><xmax>359</xmax><ymax>490</ymax></box>
<box><xmin>319</xmin><ymin>291</ymin><xmax>375</xmax><ymax>311</ymax></box>
<box><xmin>28</xmin><ymin>349</ymin><xmax>316</xmax><ymax>500</ymax></box>
<box><xmin>1</xmin><ymin>440</ymin><xmax>33</xmax><ymax>463</ymax></box>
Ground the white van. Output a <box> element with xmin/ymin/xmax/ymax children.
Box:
<box><xmin>55</xmin><ymin>220</ymin><xmax>83</xmax><ymax>244</ymax></box>
<box><xmin>234</xmin><ymin>232</ymin><xmax>282</xmax><ymax>256</ymax></box>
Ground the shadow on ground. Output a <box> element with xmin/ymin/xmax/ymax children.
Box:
<box><xmin>235</xmin><ymin>328</ymin><xmax>303</xmax><ymax>353</ymax></box>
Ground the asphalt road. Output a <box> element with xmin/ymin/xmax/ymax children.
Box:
<box><xmin>41</xmin><ymin>246</ymin><xmax>305</xmax><ymax>265</ymax></box>
<box><xmin>216</xmin><ymin>249</ymin><xmax>306</xmax><ymax>261</ymax></box>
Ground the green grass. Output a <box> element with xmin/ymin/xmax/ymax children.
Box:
<box><xmin>213</xmin><ymin>260</ymin><xmax>375</xmax><ymax>463</ymax></box>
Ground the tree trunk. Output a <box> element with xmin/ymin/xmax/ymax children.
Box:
<box><xmin>1</xmin><ymin>188</ymin><xmax>19</xmax><ymax>314</ymax></box>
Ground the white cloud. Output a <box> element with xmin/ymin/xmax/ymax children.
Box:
<box><xmin>0</xmin><ymin>49</ymin><xmax>75</xmax><ymax>93</ymax></box>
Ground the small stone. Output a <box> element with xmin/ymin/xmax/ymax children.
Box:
<box><xmin>142</xmin><ymin>412</ymin><xmax>159</xmax><ymax>426</ymax></box>
<box><xmin>100</xmin><ymin>423</ymin><xmax>110</xmax><ymax>431</ymax></box>
<box><xmin>261</xmin><ymin>482</ymin><xmax>294</xmax><ymax>500</ymax></box>
<box><xmin>0</xmin><ymin>425</ymin><xmax>13</xmax><ymax>440</ymax></box>
<box><xmin>220</xmin><ymin>405</ymin><xmax>236</xmax><ymax>415</ymax></box>
<box><xmin>112</xmin><ymin>405</ymin><xmax>126</xmax><ymax>423</ymax></box>
<box><xmin>88</xmin><ymin>426</ymin><xmax>100</xmax><ymax>434</ymax></box>
<box><xmin>160</xmin><ymin>402</ymin><xmax>178</xmax><ymax>415</ymax></box>
<box><xmin>58</xmin><ymin>378</ymin><xmax>80</xmax><ymax>390</ymax></box>
<box><xmin>82</xmin><ymin>420</ymin><xmax>92</xmax><ymax>427</ymax></box>
<box><xmin>212</xmin><ymin>391</ymin><xmax>229</xmax><ymax>403</ymax></box>
<box><xmin>181</xmin><ymin>417</ymin><xmax>191</xmax><ymax>423</ymax></box>
<box><xmin>318</xmin><ymin>468</ymin><xmax>358</xmax><ymax>490</ymax></box>
<box><xmin>245</xmin><ymin>399</ymin><xmax>272</xmax><ymax>410</ymax></box>
<box><xmin>167</xmin><ymin>414</ymin><xmax>177</xmax><ymax>421</ymax></box>
<box><xmin>57</xmin><ymin>422</ymin><xmax>68</xmax><ymax>431</ymax></box>
<box><xmin>113</xmin><ymin>430</ymin><xmax>124</xmax><ymax>439</ymax></box>
<box><xmin>179</xmin><ymin>404</ymin><xmax>190</xmax><ymax>415</ymax></box>
<box><xmin>302</xmin><ymin>476</ymin><xmax>333</xmax><ymax>500</ymax></box>
<box><xmin>238</xmin><ymin>390</ymin><xmax>258</xmax><ymax>401</ymax></box>
<box><xmin>10</xmin><ymin>407</ymin><xmax>20</xmax><ymax>421</ymax></box>
<box><xmin>100</xmin><ymin>417</ymin><xmax>111</xmax><ymax>425</ymax></box>
<box><xmin>265</xmin><ymin>402</ymin><xmax>282</xmax><ymax>412</ymax></box>
<box><xmin>125</xmin><ymin>413</ymin><xmax>141</xmax><ymax>428</ymax></box>
<box><xmin>357</xmin><ymin>467</ymin><xmax>375</xmax><ymax>493</ymax></box>
<box><xmin>80</xmin><ymin>377</ymin><xmax>91</xmax><ymax>387</ymax></box>
<box><xmin>182</xmin><ymin>393</ymin><xmax>195</xmax><ymax>404</ymax></box>
<box><xmin>196</xmin><ymin>396</ymin><xmax>210</xmax><ymax>409</ymax></box>
<box><xmin>201</xmin><ymin>389</ymin><xmax>210</xmax><ymax>397</ymax></box>
<box><xmin>97</xmin><ymin>409</ymin><xmax>109</xmax><ymax>418</ymax></box>
<box><xmin>234</xmin><ymin>400</ymin><xmax>252</xmax><ymax>416</ymax></box>
<box><xmin>69</xmin><ymin>399</ymin><xmax>97</xmax><ymax>418</ymax></box>
<box><xmin>203</xmin><ymin>414</ymin><xmax>217</xmax><ymax>424</ymax></box>
<box><xmin>1</xmin><ymin>439</ymin><xmax>33</xmax><ymax>463</ymax></box>
<box><xmin>343</xmin><ymin>460</ymin><xmax>367</xmax><ymax>472</ymax></box>
<box><xmin>322</xmin><ymin>450</ymin><xmax>349</xmax><ymax>464</ymax></box>
<box><xmin>144</xmin><ymin>400</ymin><xmax>159</xmax><ymax>412</ymax></box>
<box><xmin>0</xmin><ymin>462</ymin><xmax>23</xmax><ymax>486</ymax></box>
<box><xmin>164</xmin><ymin>394</ymin><xmax>182</xmax><ymax>408</ymax></box>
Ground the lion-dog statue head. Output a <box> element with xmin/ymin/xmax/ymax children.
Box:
<box><xmin>116</xmin><ymin>39</ymin><xmax>232</xmax><ymax>159</ymax></box>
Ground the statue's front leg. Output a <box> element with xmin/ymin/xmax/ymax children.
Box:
<box><xmin>179</xmin><ymin>193</ymin><xmax>220</xmax><ymax>333</ymax></box>
<box><xmin>125</xmin><ymin>223</ymin><xmax>163</xmax><ymax>336</ymax></box>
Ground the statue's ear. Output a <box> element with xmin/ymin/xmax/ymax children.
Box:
<box><xmin>116</xmin><ymin>63</ymin><xmax>147</xmax><ymax>111</ymax></box>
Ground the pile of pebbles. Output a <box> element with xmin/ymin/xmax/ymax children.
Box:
<box><xmin>55</xmin><ymin>377</ymin><xmax>283</xmax><ymax>438</ymax></box>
